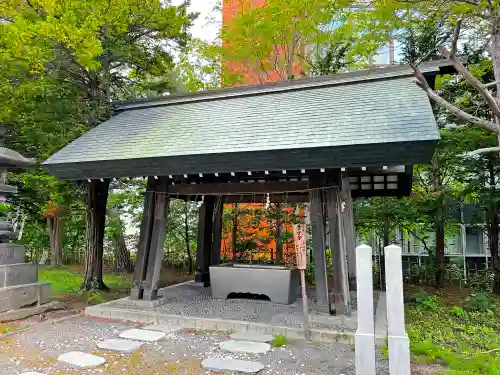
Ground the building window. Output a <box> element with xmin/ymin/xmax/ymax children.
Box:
<box><xmin>465</xmin><ymin>226</ymin><xmax>484</xmax><ymax>255</ymax></box>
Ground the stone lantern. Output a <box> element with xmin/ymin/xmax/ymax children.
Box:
<box><xmin>0</xmin><ymin>147</ymin><xmax>53</xmax><ymax>317</ymax></box>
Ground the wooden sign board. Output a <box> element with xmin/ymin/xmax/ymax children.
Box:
<box><xmin>293</xmin><ymin>224</ymin><xmax>307</xmax><ymax>270</ymax></box>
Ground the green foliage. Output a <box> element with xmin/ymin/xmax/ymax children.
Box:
<box><xmin>466</xmin><ymin>293</ymin><xmax>495</xmax><ymax>312</ymax></box>
<box><xmin>86</xmin><ymin>291</ymin><xmax>107</xmax><ymax>305</ymax></box>
<box><xmin>380</xmin><ymin>339</ymin><xmax>389</xmax><ymax>359</ymax></box>
<box><xmin>2</xmin><ymin>327</ymin><xmax>9</xmax><ymax>334</ymax></box>
<box><xmin>407</xmin><ymin>300</ymin><xmax>500</xmax><ymax>374</ymax></box>
<box><xmin>39</xmin><ymin>267</ymin><xmax>130</xmax><ymax>295</ymax></box>
<box><xmin>468</xmin><ymin>269</ymin><xmax>494</xmax><ymax>293</ymax></box>
<box><xmin>414</xmin><ymin>290</ymin><xmax>439</xmax><ymax>311</ymax></box>
<box><xmin>305</xmin><ymin>248</ymin><xmax>332</xmax><ymax>286</ymax></box>
<box><xmin>39</xmin><ymin>267</ymin><xmax>82</xmax><ymax>295</ymax></box>
<box><xmin>450</xmin><ymin>306</ymin><xmax>468</xmax><ymax>319</ymax></box>
<box><xmin>271</xmin><ymin>335</ymin><xmax>288</xmax><ymax>347</ymax></box>
<box><xmin>221</xmin><ymin>0</ymin><xmax>403</xmax><ymax>81</ymax></box>
<box><xmin>0</xmin><ymin>0</ymin><xmax>200</xmax><ymax>279</ymax></box>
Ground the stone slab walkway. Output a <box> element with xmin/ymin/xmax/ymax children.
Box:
<box><xmin>0</xmin><ymin>315</ymin><xmax>390</xmax><ymax>375</ymax></box>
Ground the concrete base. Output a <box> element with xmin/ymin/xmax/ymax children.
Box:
<box><xmin>0</xmin><ymin>282</ymin><xmax>51</xmax><ymax>313</ymax></box>
<box><xmin>210</xmin><ymin>264</ymin><xmax>300</xmax><ymax>304</ymax></box>
<box><xmin>0</xmin><ymin>243</ymin><xmax>25</xmax><ymax>265</ymax></box>
<box><xmin>0</xmin><ymin>262</ymin><xmax>38</xmax><ymax>287</ymax></box>
<box><xmin>0</xmin><ymin>300</ymin><xmax>63</xmax><ymax>322</ymax></box>
<box><xmin>86</xmin><ymin>302</ymin><xmax>370</xmax><ymax>344</ymax></box>
<box><xmin>355</xmin><ymin>332</ymin><xmax>376</xmax><ymax>375</ymax></box>
<box><xmin>309</xmin><ymin>311</ymin><xmax>358</xmax><ymax>330</ymax></box>
<box><xmin>388</xmin><ymin>334</ymin><xmax>411</xmax><ymax>375</ymax></box>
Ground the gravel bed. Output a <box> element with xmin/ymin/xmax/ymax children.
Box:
<box><xmin>109</xmin><ymin>282</ymin><xmax>359</xmax><ymax>331</ymax></box>
<box><xmin>0</xmin><ymin>315</ymin><xmax>389</xmax><ymax>375</ymax></box>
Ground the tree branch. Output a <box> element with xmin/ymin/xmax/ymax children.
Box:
<box><xmin>485</xmin><ymin>80</ymin><xmax>500</xmax><ymax>88</ymax></box>
<box><xmin>450</xmin><ymin>19</ymin><xmax>462</xmax><ymax>56</ymax></box>
<box><xmin>464</xmin><ymin>147</ymin><xmax>500</xmax><ymax>157</ymax></box>
<box><xmin>437</xmin><ymin>21</ymin><xmax>500</xmax><ymax>121</ymax></box>
<box><xmin>412</xmin><ymin>65</ymin><xmax>500</xmax><ymax>133</ymax></box>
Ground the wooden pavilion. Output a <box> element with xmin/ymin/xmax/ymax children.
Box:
<box><xmin>44</xmin><ymin>62</ymin><xmax>450</xmax><ymax>315</ymax></box>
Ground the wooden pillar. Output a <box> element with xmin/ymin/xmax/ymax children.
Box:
<box><xmin>131</xmin><ymin>177</ymin><xmax>169</xmax><ymax>300</ymax></box>
<box><xmin>341</xmin><ymin>173</ymin><xmax>357</xmax><ymax>290</ymax></box>
<box><xmin>142</xmin><ymin>177</ymin><xmax>170</xmax><ymax>300</ymax></box>
<box><xmin>211</xmin><ymin>196</ymin><xmax>223</xmax><ymax>266</ymax></box>
<box><xmin>308</xmin><ymin>172</ymin><xmax>330</xmax><ymax>313</ymax></box>
<box><xmin>326</xmin><ymin>170</ymin><xmax>351</xmax><ymax>315</ymax></box>
<box><xmin>195</xmin><ymin>195</ymin><xmax>215</xmax><ymax>286</ymax></box>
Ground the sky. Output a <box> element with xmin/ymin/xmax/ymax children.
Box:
<box><xmin>173</xmin><ymin>0</ymin><xmax>221</xmax><ymax>42</ymax></box>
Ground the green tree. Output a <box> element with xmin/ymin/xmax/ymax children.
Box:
<box><xmin>0</xmin><ymin>0</ymin><xmax>196</xmax><ymax>289</ymax></box>
<box><xmin>220</xmin><ymin>0</ymin><xmax>400</xmax><ymax>82</ymax></box>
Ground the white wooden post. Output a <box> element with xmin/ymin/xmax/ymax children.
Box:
<box><xmin>355</xmin><ymin>244</ymin><xmax>376</xmax><ymax>375</ymax></box>
<box><xmin>384</xmin><ymin>245</ymin><xmax>411</xmax><ymax>375</ymax></box>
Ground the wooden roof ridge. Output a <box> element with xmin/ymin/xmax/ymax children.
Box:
<box><xmin>116</xmin><ymin>60</ymin><xmax>453</xmax><ymax>112</ymax></box>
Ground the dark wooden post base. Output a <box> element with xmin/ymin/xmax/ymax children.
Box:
<box><xmin>131</xmin><ymin>177</ymin><xmax>170</xmax><ymax>301</ymax></box>
<box><xmin>195</xmin><ymin>196</ymin><xmax>215</xmax><ymax>286</ymax></box>
<box><xmin>308</xmin><ymin>172</ymin><xmax>330</xmax><ymax>314</ymax></box>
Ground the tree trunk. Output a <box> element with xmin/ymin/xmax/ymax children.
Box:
<box><xmin>107</xmin><ymin>207</ymin><xmax>133</xmax><ymax>273</ymax></box>
<box><xmin>55</xmin><ymin>217</ymin><xmax>63</xmax><ymax>266</ymax></box>
<box><xmin>490</xmin><ymin>17</ymin><xmax>500</xmax><ymax>144</ymax></box>
<box><xmin>489</xmin><ymin>17</ymin><xmax>500</xmax><ymax>292</ymax></box>
<box><xmin>431</xmin><ymin>153</ymin><xmax>446</xmax><ymax>288</ymax></box>
<box><xmin>47</xmin><ymin>217</ymin><xmax>55</xmax><ymax>266</ymax></box>
<box><xmin>83</xmin><ymin>179</ymin><xmax>110</xmax><ymax>290</ymax></box>
<box><xmin>184</xmin><ymin>201</ymin><xmax>193</xmax><ymax>273</ymax></box>
<box><xmin>47</xmin><ymin>217</ymin><xmax>63</xmax><ymax>267</ymax></box>
<box><xmin>435</xmin><ymin>208</ymin><xmax>446</xmax><ymax>288</ymax></box>
<box><xmin>486</xmin><ymin>158</ymin><xmax>500</xmax><ymax>293</ymax></box>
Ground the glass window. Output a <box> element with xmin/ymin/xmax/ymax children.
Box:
<box><xmin>465</xmin><ymin>226</ymin><xmax>484</xmax><ymax>255</ymax></box>
<box><xmin>446</xmin><ymin>232</ymin><xmax>462</xmax><ymax>255</ymax></box>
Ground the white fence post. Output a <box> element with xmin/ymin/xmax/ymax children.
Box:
<box><xmin>355</xmin><ymin>244</ymin><xmax>376</xmax><ymax>375</ymax></box>
<box><xmin>384</xmin><ymin>244</ymin><xmax>411</xmax><ymax>375</ymax></box>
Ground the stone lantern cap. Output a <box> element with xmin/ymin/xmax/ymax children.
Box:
<box><xmin>0</xmin><ymin>147</ymin><xmax>36</xmax><ymax>170</ymax></box>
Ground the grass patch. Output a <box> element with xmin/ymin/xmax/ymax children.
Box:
<box><xmin>38</xmin><ymin>266</ymin><xmax>132</xmax><ymax>305</ymax></box>
<box><xmin>407</xmin><ymin>294</ymin><xmax>500</xmax><ymax>374</ymax></box>
<box><xmin>271</xmin><ymin>335</ymin><xmax>288</xmax><ymax>347</ymax></box>
<box><xmin>39</xmin><ymin>267</ymin><xmax>131</xmax><ymax>294</ymax></box>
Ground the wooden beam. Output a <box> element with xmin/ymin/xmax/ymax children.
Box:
<box><xmin>308</xmin><ymin>172</ymin><xmax>330</xmax><ymax>314</ymax></box>
<box><xmin>326</xmin><ymin>186</ymin><xmax>351</xmax><ymax>315</ymax></box>
<box><xmin>211</xmin><ymin>196</ymin><xmax>224</xmax><ymax>266</ymax></box>
<box><xmin>131</xmin><ymin>177</ymin><xmax>156</xmax><ymax>300</ymax></box>
<box><xmin>223</xmin><ymin>194</ymin><xmax>308</xmax><ymax>204</ymax></box>
<box><xmin>169</xmin><ymin>180</ymin><xmax>309</xmax><ymax>195</ymax></box>
<box><xmin>195</xmin><ymin>196</ymin><xmax>215</xmax><ymax>286</ymax></box>
<box><xmin>142</xmin><ymin>177</ymin><xmax>170</xmax><ymax>300</ymax></box>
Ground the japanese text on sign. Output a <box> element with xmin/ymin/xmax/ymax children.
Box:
<box><xmin>293</xmin><ymin>224</ymin><xmax>307</xmax><ymax>270</ymax></box>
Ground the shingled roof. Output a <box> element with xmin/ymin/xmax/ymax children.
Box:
<box><xmin>44</xmin><ymin>63</ymin><xmax>445</xmax><ymax>181</ymax></box>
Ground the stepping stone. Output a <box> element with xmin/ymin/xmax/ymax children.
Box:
<box><xmin>230</xmin><ymin>332</ymin><xmax>274</xmax><ymax>343</ymax></box>
<box><xmin>220</xmin><ymin>340</ymin><xmax>271</xmax><ymax>354</ymax></box>
<box><xmin>57</xmin><ymin>351</ymin><xmax>106</xmax><ymax>368</ymax></box>
<box><xmin>119</xmin><ymin>328</ymin><xmax>166</xmax><ymax>342</ymax></box>
<box><xmin>97</xmin><ymin>338</ymin><xmax>143</xmax><ymax>353</ymax></box>
<box><xmin>202</xmin><ymin>357</ymin><xmax>265</xmax><ymax>374</ymax></box>
<box><xmin>142</xmin><ymin>324</ymin><xmax>183</xmax><ymax>333</ymax></box>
